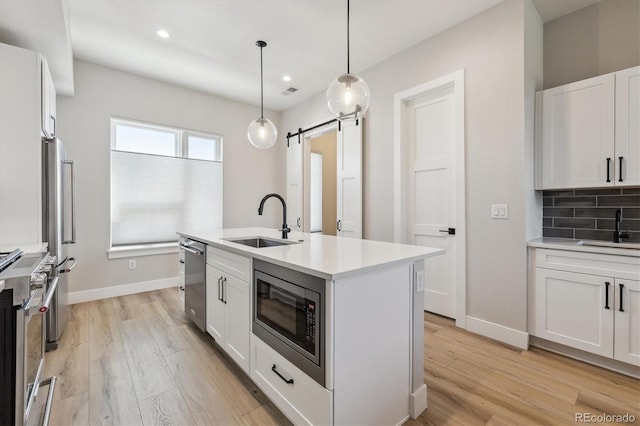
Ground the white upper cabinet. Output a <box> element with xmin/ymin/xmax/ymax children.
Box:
<box><xmin>536</xmin><ymin>66</ymin><xmax>639</xmax><ymax>189</ymax></box>
<box><xmin>614</xmin><ymin>66</ymin><xmax>640</xmax><ymax>186</ymax></box>
<box><xmin>0</xmin><ymin>44</ymin><xmax>44</xmax><ymax>251</ymax></box>
<box><xmin>41</xmin><ymin>57</ymin><xmax>57</xmax><ymax>137</ymax></box>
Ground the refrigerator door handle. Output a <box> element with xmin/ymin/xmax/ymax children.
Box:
<box><xmin>62</xmin><ymin>160</ymin><xmax>77</xmax><ymax>244</ymax></box>
<box><xmin>59</xmin><ymin>257</ymin><xmax>77</xmax><ymax>274</ymax></box>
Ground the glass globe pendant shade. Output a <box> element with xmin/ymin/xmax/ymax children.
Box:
<box><xmin>247</xmin><ymin>117</ymin><xmax>278</xmax><ymax>149</ymax></box>
<box><xmin>326</xmin><ymin>72</ymin><xmax>370</xmax><ymax>122</ymax></box>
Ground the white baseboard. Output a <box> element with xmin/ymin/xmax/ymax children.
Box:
<box><xmin>409</xmin><ymin>384</ymin><xmax>427</xmax><ymax>419</ymax></box>
<box><xmin>465</xmin><ymin>315</ymin><xmax>529</xmax><ymax>349</ymax></box>
<box><xmin>68</xmin><ymin>276</ymin><xmax>179</xmax><ymax>304</ymax></box>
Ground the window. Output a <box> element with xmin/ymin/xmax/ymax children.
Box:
<box><xmin>110</xmin><ymin>118</ymin><xmax>223</xmax><ymax>249</ymax></box>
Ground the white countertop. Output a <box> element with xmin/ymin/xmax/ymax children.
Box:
<box><xmin>178</xmin><ymin>227</ymin><xmax>444</xmax><ymax>280</ymax></box>
<box><xmin>528</xmin><ymin>237</ymin><xmax>640</xmax><ymax>258</ymax></box>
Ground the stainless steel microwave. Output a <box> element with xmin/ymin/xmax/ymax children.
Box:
<box><xmin>252</xmin><ymin>259</ymin><xmax>325</xmax><ymax>386</ymax></box>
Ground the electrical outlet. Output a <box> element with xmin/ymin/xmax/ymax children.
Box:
<box><xmin>491</xmin><ymin>204</ymin><xmax>509</xmax><ymax>219</ymax></box>
<box><xmin>128</xmin><ymin>259</ymin><xmax>136</xmax><ymax>270</ymax></box>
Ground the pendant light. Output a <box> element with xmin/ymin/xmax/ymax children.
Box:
<box><xmin>248</xmin><ymin>40</ymin><xmax>278</xmax><ymax>149</ymax></box>
<box><xmin>326</xmin><ymin>0</ymin><xmax>370</xmax><ymax>123</ymax></box>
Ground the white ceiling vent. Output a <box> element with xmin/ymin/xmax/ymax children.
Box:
<box><xmin>281</xmin><ymin>87</ymin><xmax>299</xmax><ymax>96</ymax></box>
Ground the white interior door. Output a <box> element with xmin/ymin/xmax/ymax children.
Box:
<box><xmin>406</xmin><ymin>89</ymin><xmax>457</xmax><ymax>318</ymax></box>
<box><xmin>336</xmin><ymin>121</ymin><xmax>362</xmax><ymax>238</ymax></box>
<box><xmin>286</xmin><ymin>138</ymin><xmax>303</xmax><ymax>231</ymax></box>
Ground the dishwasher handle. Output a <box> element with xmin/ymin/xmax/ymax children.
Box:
<box><xmin>179</xmin><ymin>244</ymin><xmax>204</xmax><ymax>256</ymax></box>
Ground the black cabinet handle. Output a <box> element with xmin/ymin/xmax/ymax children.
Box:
<box><xmin>271</xmin><ymin>364</ymin><xmax>294</xmax><ymax>384</ymax></box>
<box><xmin>606</xmin><ymin>158</ymin><xmax>611</xmax><ymax>182</ymax></box>
<box><xmin>619</xmin><ymin>283</ymin><xmax>624</xmax><ymax>312</ymax></box>
<box><xmin>337</xmin><ymin>219</ymin><xmax>342</xmax><ymax>232</ymax></box>
<box><xmin>619</xmin><ymin>157</ymin><xmax>624</xmax><ymax>182</ymax></box>
<box><xmin>604</xmin><ymin>282</ymin><xmax>610</xmax><ymax>309</ymax></box>
<box><xmin>179</xmin><ymin>259</ymin><xmax>185</xmax><ymax>264</ymax></box>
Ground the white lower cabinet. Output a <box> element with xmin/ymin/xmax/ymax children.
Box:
<box><xmin>250</xmin><ymin>334</ymin><xmax>332</xmax><ymax>426</ymax></box>
<box><xmin>205</xmin><ymin>263</ymin><xmax>250</xmax><ymax>374</ymax></box>
<box><xmin>531</xmin><ymin>248</ymin><xmax>640</xmax><ymax>367</ymax></box>
<box><xmin>534</xmin><ymin>268</ymin><xmax>614</xmax><ymax>357</ymax></box>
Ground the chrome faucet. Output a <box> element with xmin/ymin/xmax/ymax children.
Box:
<box><xmin>614</xmin><ymin>209</ymin><xmax>629</xmax><ymax>243</ymax></box>
<box><xmin>258</xmin><ymin>193</ymin><xmax>291</xmax><ymax>239</ymax></box>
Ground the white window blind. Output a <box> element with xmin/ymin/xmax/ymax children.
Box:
<box><xmin>111</xmin><ymin>119</ymin><xmax>222</xmax><ymax>247</ymax></box>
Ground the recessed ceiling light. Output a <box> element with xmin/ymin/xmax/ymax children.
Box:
<box><xmin>282</xmin><ymin>75</ymin><xmax>292</xmax><ymax>82</ymax></box>
<box><xmin>157</xmin><ymin>29</ymin><xmax>170</xmax><ymax>39</ymax></box>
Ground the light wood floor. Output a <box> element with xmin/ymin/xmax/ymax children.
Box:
<box><xmin>45</xmin><ymin>289</ymin><xmax>639</xmax><ymax>426</ymax></box>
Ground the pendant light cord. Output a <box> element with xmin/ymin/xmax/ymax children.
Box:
<box><xmin>347</xmin><ymin>0</ymin><xmax>350</xmax><ymax>74</ymax></box>
<box><xmin>260</xmin><ymin>44</ymin><xmax>264</xmax><ymax>119</ymax></box>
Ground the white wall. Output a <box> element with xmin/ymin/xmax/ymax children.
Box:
<box><xmin>57</xmin><ymin>60</ymin><xmax>284</xmax><ymax>293</ymax></box>
<box><xmin>281</xmin><ymin>0</ymin><xmax>542</xmax><ymax>335</ymax></box>
<box><xmin>543</xmin><ymin>0</ymin><xmax>640</xmax><ymax>89</ymax></box>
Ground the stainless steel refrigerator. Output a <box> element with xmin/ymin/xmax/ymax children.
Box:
<box><xmin>43</xmin><ymin>136</ymin><xmax>76</xmax><ymax>351</ymax></box>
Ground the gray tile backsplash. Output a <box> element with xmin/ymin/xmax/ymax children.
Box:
<box><xmin>542</xmin><ymin>188</ymin><xmax>640</xmax><ymax>243</ymax></box>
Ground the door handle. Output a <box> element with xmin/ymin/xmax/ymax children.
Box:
<box><xmin>297</xmin><ymin>217</ymin><xmax>301</xmax><ymax>228</ymax></box>
<box><xmin>438</xmin><ymin>228</ymin><xmax>456</xmax><ymax>235</ymax></box>
<box><xmin>606</xmin><ymin>158</ymin><xmax>611</xmax><ymax>183</ymax></box>
<box><xmin>62</xmin><ymin>160</ymin><xmax>77</xmax><ymax>244</ymax></box>
<box><xmin>271</xmin><ymin>364</ymin><xmax>294</xmax><ymax>384</ymax></box>
<box><xmin>604</xmin><ymin>282</ymin><xmax>610</xmax><ymax>309</ymax></box>
<box><xmin>619</xmin><ymin>283</ymin><xmax>624</xmax><ymax>312</ymax></box>
<box><xmin>337</xmin><ymin>219</ymin><xmax>342</xmax><ymax>232</ymax></box>
<box><xmin>619</xmin><ymin>157</ymin><xmax>624</xmax><ymax>182</ymax></box>
<box><xmin>59</xmin><ymin>257</ymin><xmax>77</xmax><ymax>273</ymax></box>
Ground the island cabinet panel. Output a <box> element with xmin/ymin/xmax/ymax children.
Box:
<box><xmin>614</xmin><ymin>279</ymin><xmax>640</xmax><ymax>366</ymax></box>
<box><xmin>333</xmin><ymin>263</ymin><xmax>412</xmax><ymax>426</ymax></box>
<box><xmin>206</xmin><ymin>265</ymin><xmax>225</xmax><ymax>342</ymax></box>
<box><xmin>205</xmin><ymin>249</ymin><xmax>251</xmax><ymax>374</ymax></box>
<box><xmin>250</xmin><ymin>334</ymin><xmax>332</xmax><ymax>426</ymax></box>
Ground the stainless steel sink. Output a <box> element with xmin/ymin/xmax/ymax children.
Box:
<box><xmin>224</xmin><ymin>236</ymin><xmax>300</xmax><ymax>248</ymax></box>
<box><xmin>576</xmin><ymin>240</ymin><xmax>640</xmax><ymax>250</ymax></box>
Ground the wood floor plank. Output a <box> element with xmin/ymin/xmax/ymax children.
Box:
<box><xmin>241</xmin><ymin>404</ymin><xmax>292</xmax><ymax>426</ymax></box>
<box><xmin>141</xmin><ymin>300</ymin><xmax>192</xmax><ymax>356</ymax></box>
<box><xmin>119</xmin><ymin>318</ymin><xmax>176</xmax><ymax>401</ymax></box>
<box><xmin>139</xmin><ymin>387</ymin><xmax>197</xmax><ymax>426</ymax></box>
<box><xmin>89</xmin><ymin>298</ymin><xmax>124</xmax><ymax>361</ymax></box>
<box><xmin>89</xmin><ymin>352</ymin><xmax>143</xmax><ymax>426</ymax></box>
<box><xmin>48</xmin><ymin>392</ymin><xmax>89</xmax><ymax>426</ymax></box>
<box><xmin>164</xmin><ymin>349</ymin><xmax>247</xmax><ymax>425</ymax></box>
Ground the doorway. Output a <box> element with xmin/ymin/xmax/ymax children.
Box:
<box><xmin>309</xmin><ymin>134</ymin><xmax>337</xmax><ymax>235</ymax></box>
<box><xmin>287</xmin><ymin>120</ymin><xmax>362</xmax><ymax>238</ymax></box>
<box><xmin>394</xmin><ymin>70</ymin><xmax>466</xmax><ymax>325</ymax></box>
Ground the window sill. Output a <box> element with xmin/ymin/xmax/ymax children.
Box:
<box><xmin>108</xmin><ymin>243</ymin><xmax>179</xmax><ymax>259</ymax></box>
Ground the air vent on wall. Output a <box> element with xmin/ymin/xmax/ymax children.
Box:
<box><xmin>281</xmin><ymin>87</ymin><xmax>298</xmax><ymax>96</ymax></box>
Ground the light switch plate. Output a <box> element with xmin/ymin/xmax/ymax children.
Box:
<box><xmin>491</xmin><ymin>204</ymin><xmax>509</xmax><ymax>219</ymax></box>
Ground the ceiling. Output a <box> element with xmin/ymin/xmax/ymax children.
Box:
<box><xmin>531</xmin><ymin>0</ymin><xmax>601</xmax><ymax>23</ymax></box>
<box><xmin>0</xmin><ymin>0</ymin><xmax>601</xmax><ymax>111</ymax></box>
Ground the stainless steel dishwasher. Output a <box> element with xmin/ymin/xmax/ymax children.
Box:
<box><xmin>180</xmin><ymin>239</ymin><xmax>206</xmax><ymax>331</ymax></box>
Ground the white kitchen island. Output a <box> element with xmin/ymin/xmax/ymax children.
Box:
<box><xmin>177</xmin><ymin>227</ymin><xmax>442</xmax><ymax>426</ymax></box>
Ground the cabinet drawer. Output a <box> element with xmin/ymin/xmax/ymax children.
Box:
<box><xmin>250</xmin><ymin>335</ymin><xmax>332</xmax><ymax>426</ymax></box>
<box><xmin>536</xmin><ymin>249</ymin><xmax>640</xmax><ymax>281</ymax></box>
<box><xmin>206</xmin><ymin>245</ymin><xmax>251</xmax><ymax>282</ymax></box>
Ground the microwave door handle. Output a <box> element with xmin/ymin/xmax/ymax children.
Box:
<box><xmin>62</xmin><ymin>160</ymin><xmax>76</xmax><ymax>244</ymax></box>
